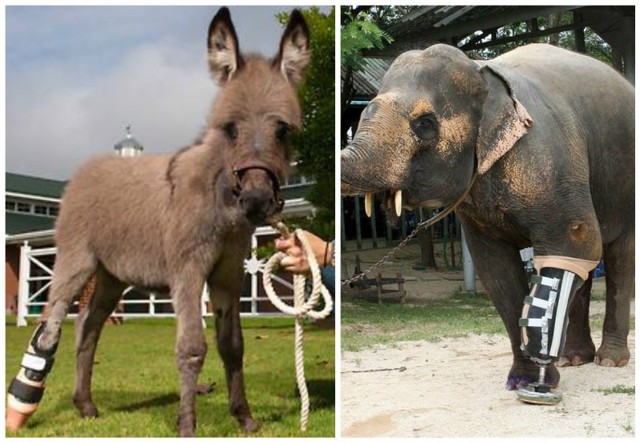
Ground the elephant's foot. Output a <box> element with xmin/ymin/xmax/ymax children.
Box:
<box><xmin>595</xmin><ymin>341</ymin><xmax>630</xmax><ymax>367</ymax></box>
<box><xmin>557</xmin><ymin>343</ymin><xmax>595</xmax><ymax>367</ymax></box>
<box><xmin>557</xmin><ymin>328</ymin><xmax>596</xmax><ymax>367</ymax></box>
<box><xmin>506</xmin><ymin>359</ymin><xmax>559</xmax><ymax>390</ymax></box>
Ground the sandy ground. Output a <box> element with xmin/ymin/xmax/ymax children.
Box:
<box><xmin>340</xmin><ymin>242</ymin><xmax>636</xmax><ymax>438</ymax></box>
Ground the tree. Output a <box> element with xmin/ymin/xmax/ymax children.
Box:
<box><xmin>277</xmin><ymin>7</ymin><xmax>335</xmax><ymax>238</ymax></box>
<box><xmin>465</xmin><ymin>12</ymin><xmax>613</xmax><ymax>65</ymax></box>
<box><xmin>340</xmin><ymin>7</ymin><xmax>395</xmax><ymax>124</ymax></box>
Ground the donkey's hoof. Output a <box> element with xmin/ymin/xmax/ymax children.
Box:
<box><xmin>78</xmin><ymin>404</ymin><xmax>99</xmax><ymax>419</ymax></box>
<box><xmin>74</xmin><ymin>397</ymin><xmax>99</xmax><ymax>419</ymax></box>
<box><xmin>241</xmin><ymin>417</ymin><xmax>260</xmax><ymax>433</ymax></box>
<box><xmin>177</xmin><ymin>415</ymin><xmax>196</xmax><ymax>437</ymax></box>
<box><xmin>178</xmin><ymin>427</ymin><xmax>195</xmax><ymax>437</ymax></box>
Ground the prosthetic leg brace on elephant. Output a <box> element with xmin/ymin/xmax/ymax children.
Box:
<box><xmin>517</xmin><ymin>256</ymin><xmax>597</xmax><ymax>404</ymax></box>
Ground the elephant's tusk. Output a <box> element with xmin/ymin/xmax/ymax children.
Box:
<box><xmin>364</xmin><ymin>192</ymin><xmax>373</xmax><ymax>218</ymax></box>
<box><xmin>394</xmin><ymin>189</ymin><xmax>402</xmax><ymax>217</ymax></box>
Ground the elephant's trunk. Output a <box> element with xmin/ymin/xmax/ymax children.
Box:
<box><xmin>341</xmin><ymin>93</ymin><xmax>416</xmax><ymax>196</ymax></box>
<box><xmin>341</xmin><ymin>143</ymin><xmax>395</xmax><ymax>195</ymax></box>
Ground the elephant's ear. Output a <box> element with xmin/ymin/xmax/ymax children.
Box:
<box><xmin>476</xmin><ymin>65</ymin><xmax>533</xmax><ymax>174</ymax></box>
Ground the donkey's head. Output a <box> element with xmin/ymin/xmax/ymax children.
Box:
<box><xmin>207</xmin><ymin>7</ymin><xmax>310</xmax><ymax>225</ymax></box>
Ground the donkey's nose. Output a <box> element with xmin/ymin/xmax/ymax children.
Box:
<box><xmin>239</xmin><ymin>189</ymin><xmax>275</xmax><ymax>225</ymax></box>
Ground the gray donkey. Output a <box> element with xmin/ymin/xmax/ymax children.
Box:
<box><xmin>6</xmin><ymin>7</ymin><xmax>311</xmax><ymax>437</ymax></box>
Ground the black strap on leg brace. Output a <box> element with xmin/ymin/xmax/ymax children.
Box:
<box><xmin>519</xmin><ymin>267</ymin><xmax>584</xmax><ymax>365</ymax></box>
<box><xmin>8</xmin><ymin>378</ymin><xmax>45</xmax><ymax>405</ymax></box>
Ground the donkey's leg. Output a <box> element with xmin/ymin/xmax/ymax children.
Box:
<box><xmin>73</xmin><ymin>266</ymin><xmax>126</xmax><ymax>418</ymax></box>
<box><xmin>7</xmin><ymin>247</ymin><xmax>97</xmax><ymax>430</ymax></box>
<box><xmin>172</xmin><ymin>270</ymin><xmax>208</xmax><ymax>437</ymax></box>
<box><xmin>40</xmin><ymin>249</ymin><xmax>98</xmax><ymax>350</ymax></box>
<box><xmin>209</xmin><ymin>272</ymin><xmax>258</xmax><ymax>432</ymax></box>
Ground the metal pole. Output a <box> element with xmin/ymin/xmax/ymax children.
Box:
<box><xmin>461</xmin><ymin>225</ymin><xmax>476</xmax><ymax>292</ymax></box>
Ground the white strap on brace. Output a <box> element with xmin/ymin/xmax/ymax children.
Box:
<box><xmin>21</xmin><ymin>353</ymin><xmax>47</xmax><ymax>372</ymax></box>
<box><xmin>548</xmin><ymin>271</ymin><xmax>575</xmax><ymax>357</ymax></box>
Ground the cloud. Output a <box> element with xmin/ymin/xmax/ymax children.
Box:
<box><xmin>6</xmin><ymin>6</ymin><xmax>300</xmax><ymax>181</ymax></box>
<box><xmin>7</xmin><ymin>40</ymin><xmax>214</xmax><ymax>180</ymax></box>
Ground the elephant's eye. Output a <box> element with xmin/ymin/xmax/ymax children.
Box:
<box><xmin>410</xmin><ymin>113</ymin><xmax>439</xmax><ymax>142</ymax></box>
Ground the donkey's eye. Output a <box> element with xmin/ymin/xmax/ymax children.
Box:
<box><xmin>275</xmin><ymin>121</ymin><xmax>292</xmax><ymax>142</ymax></box>
<box><xmin>410</xmin><ymin>113</ymin><xmax>439</xmax><ymax>141</ymax></box>
<box><xmin>222</xmin><ymin>122</ymin><xmax>238</xmax><ymax>141</ymax></box>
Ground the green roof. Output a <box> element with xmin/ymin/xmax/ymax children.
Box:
<box><xmin>6</xmin><ymin>172</ymin><xmax>67</xmax><ymax>199</ymax></box>
<box><xmin>6</xmin><ymin>212</ymin><xmax>56</xmax><ymax>235</ymax></box>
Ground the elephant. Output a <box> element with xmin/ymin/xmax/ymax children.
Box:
<box><xmin>341</xmin><ymin>43</ymin><xmax>634</xmax><ymax>391</ymax></box>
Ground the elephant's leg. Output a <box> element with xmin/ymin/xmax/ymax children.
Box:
<box><xmin>460</xmin><ymin>221</ymin><xmax>556</xmax><ymax>389</ymax></box>
<box><xmin>521</xmin><ymin>196</ymin><xmax>601</xmax><ymax>375</ymax></box>
<box><xmin>7</xmin><ymin>247</ymin><xmax>97</xmax><ymax>429</ymax></box>
<box><xmin>172</xmin><ymin>270</ymin><xmax>208</xmax><ymax>437</ymax></box>
<box><xmin>73</xmin><ymin>267</ymin><xmax>126</xmax><ymax>418</ymax></box>
<box><xmin>556</xmin><ymin>274</ymin><xmax>596</xmax><ymax>367</ymax></box>
<box><xmin>209</xmin><ymin>273</ymin><xmax>258</xmax><ymax>433</ymax></box>
<box><xmin>597</xmin><ymin>232</ymin><xmax>633</xmax><ymax>367</ymax></box>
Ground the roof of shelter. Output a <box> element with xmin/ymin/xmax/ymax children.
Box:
<box><xmin>344</xmin><ymin>5</ymin><xmax>634</xmax><ymax>101</ymax></box>
<box><xmin>6</xmin><ymin>172</ymin><xmax>66</xmax><ymax>199</ymax></box>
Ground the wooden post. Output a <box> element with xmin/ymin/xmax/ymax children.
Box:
<box><xmin>354</xmin><ymin>196</ymin><xmax>362</xmax><ymax>250</ymax></box>
<box><xmin>370</xmin><ymin>195</ymin><xmax>378</xmax><ymax>248</ymax></box>
<box><xmin>573</xmin><ymin>12</ymin><xmax>585</xmax><ymax>53</ymax></box>
<box><xmin>17</xmin><ymin>242</ymin><xmax>31</xmax><ymax>326</ymax></box>
<box><xmin>341</xmin><ymin>198</ymin><xmax>347</xmax><ymax>252</ymax></box>
<box><xmin>397</xmin><ymin>272</ymin><xmax>405</xmax><ymax>304</ymax></box>
<box><xmin>376</xmin><ymin>273</ymin><xmax>382</xmax><ymax>305</ymax></box>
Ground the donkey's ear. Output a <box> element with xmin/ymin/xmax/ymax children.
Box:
<box><xmin>207</xmin><ymin>7</ymin><xmax>243</xmax><ymax>85</ymax></box>
<box><xmin>274</xmin><ymin>10</ymin><xmax>311</xmax><ymax>85</ymax></box>
<box><xmin>476</xmin><ymin>65</ymin><xmax>533</xmax><ymax>174</ymax></box>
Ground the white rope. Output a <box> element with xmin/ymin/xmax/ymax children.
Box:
<box><xmin>262</xmin><ymin>225</ymin><xmax>333</xmax><ymax>431</ymax></box>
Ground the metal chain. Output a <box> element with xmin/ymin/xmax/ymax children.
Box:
<box><xmin>341</xmin><ymin>208</ymin><xmax>449</xmax><ymax>286</ymax></box>
<box><xmin>341</xmin><ymin>174</ymin><xmax>477</xmax><ymax>287</ymax></box>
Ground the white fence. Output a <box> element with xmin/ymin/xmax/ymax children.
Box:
<box><xmin>16</xmin><ymin>227</ymin><xmax>294</xmax><ymax>326</ymax></box>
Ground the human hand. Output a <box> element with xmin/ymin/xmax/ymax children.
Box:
<box><xmin>275</xmin><ymin>230</ymin><xmax>330</xmax><ymax>274</ymax></box>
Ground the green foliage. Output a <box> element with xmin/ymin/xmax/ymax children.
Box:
<box><xmin>6</xmin><ymin>317</ymin><xmax>334</xmax><ymax>437</ymax></box>
<box><xmin>280</xmin><ymin>211</ymin><xmax>335</xmax><ymax>241</ymax></box>
<box><xmin>465</xmin><ymin>11</ymin><xmax>612</xmax><ymax>65</ymax></box>
<box><xmin>341</xmin><ymin>11</ymin><xmax>393</xmax><ymax>70</ymax></box>
<box><xmin>278</xmin><ymin>7</ymin><xmax>335</xmax><ymax>236</ymax></box>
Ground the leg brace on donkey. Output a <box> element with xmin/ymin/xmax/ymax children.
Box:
<box><xmin>7</xmin><ymin>323</ymin><xmax>61</xmax><ymax>430</ymax></box>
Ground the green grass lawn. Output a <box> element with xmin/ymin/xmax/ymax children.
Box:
<box><xmin>5</xmin><ymin>317</ymin><xmax>335</xmax><ymax>437</ymax></box>
<box><xmin>342</xmin><ymin>289</ymin><xmax>627</xmax><ymax>352</ymax></box>
<box><xmin>342</xmin><ymin>291</ymin><xmax>506</xmax><ymax>352</ymax></box>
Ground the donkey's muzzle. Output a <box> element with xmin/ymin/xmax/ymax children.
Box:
<box><xmin>232</xmin><ymin>163</ymin><xmax>284</xmax><ymax>225</ymax></box>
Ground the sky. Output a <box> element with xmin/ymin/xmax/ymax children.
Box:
<box><xmin>5</xmin><ymin>5</ymin><xmax>312</xmax><ymax>181</ymax></box>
